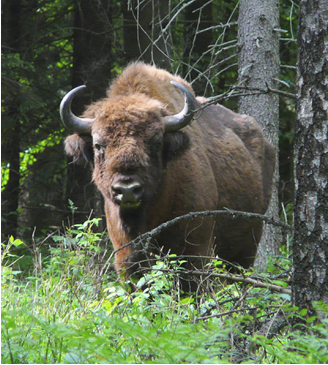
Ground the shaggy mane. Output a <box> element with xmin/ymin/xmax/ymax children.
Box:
<box><xmin>107</xmin><ymin>62</ymin><xmax>195</xmax><ymax>114</ymax></box>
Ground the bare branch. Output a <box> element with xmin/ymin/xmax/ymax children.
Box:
<box><xmin>196</xmin><ymin>21</ymin><xmax>238</xmax><ymax>34</ymax></box>
<box><xmin>280</xmin><ymin>37</ymin><xmax>297</xmax><ymax>42</ymax></box>
<box><xmin>153</xmin><ymin>268</ymin><xmax>291</xmax><ymax>296</ymax></box>
<box><xmin>281</xmin><ymin>64</ymin><xmax>297</xmax><ymax>70</ymax></box>
<box><xmin>198</xmin><ymin>307</ymin><xmax>258</xmax><ymax>321</ymax></box>
<box><xmin>109</xmin><ymin>208</ymin><xmax>293</xmax><ymax>260</ymax></box>
<box><xmin>266</xmin><ymin>85</ymin><xmax>296</xmax><ymax>99</ymax></box>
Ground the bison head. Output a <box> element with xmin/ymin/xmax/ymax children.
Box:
<box><xmin>61</xmin><ymin>81</ymin><xmax>195</xmax><ymax>222</ymax></box>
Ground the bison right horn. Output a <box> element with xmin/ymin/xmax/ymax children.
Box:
<box><xmin>163</xmin><ymin>81</ymin><xmax>196</xmax><ymax>133</ymax></box>
<box><xmin>60</xmin><ymin>85</ymin><xmax>94</xmax><ymax>135</ymax></box>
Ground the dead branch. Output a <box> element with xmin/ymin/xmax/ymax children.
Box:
<box><xmin>196</xmin><ymin>21</ymin><xmax>238</xmax><ymax>34</ymax></box>
<box><xmin>190</xmin><ymin>270</ymin><xmax>291</xmax><ymax>295</ymax></box>
<box><xmin>198</xmin><ymin>307</ymin><xmax>258</xmax><ymax>321</ymax></box>
<box><xmin>110</xmin><ymin>208</ymin><xmax>293</xmax><ymax>260</ymax></box>
<box><xmin>196</xmin><ymin>83</ymin><xmax>296</xmax><ymax>112</ymax></box>
<box><xmin>152</xmin><ymin>268</ymin><xmax>291</xmax><ymax>296</ymax></box>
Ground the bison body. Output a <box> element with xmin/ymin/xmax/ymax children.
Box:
<box><xmin>62</xmin><ymin>62</ymin><xmax>275</xmax><ymax>280</ymax></box>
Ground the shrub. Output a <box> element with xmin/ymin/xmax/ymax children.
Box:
<box><xmin>1</xmin><ymin>224</ymin><xmax>328</xmax><ymax>364</ymax></box>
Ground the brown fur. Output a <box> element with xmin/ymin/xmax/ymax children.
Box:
<box><xmin>64</xmin><ymin>62</ymin><xmax>275</xmax><ymax>281</ymax></box>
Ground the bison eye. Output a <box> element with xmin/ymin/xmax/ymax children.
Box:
<box><xmin>149</xmin><ymin>133</ymin><xmax>163</xmax><ymax>150</ymax></box>
<box><xmin>93</xmin><ymin>142</ymin><xmax>105</xmax><ymax>151</ymax></box>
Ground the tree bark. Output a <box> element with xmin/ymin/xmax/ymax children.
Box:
<box><xmin>65</xmin><ymin>0</ymin><xmax>114</xmax><ymax>227</ymax></box>
<box><xmin>292</xmin><ymin>0</ymin><xmax>328</xmax><ymax>315</ymax></box>
<box><xmin>122</xmin><ymin>0</ymin><xmax>171</xmax><ymax>69</ymax></box>
<box><xmin>72</xmin><ymin>0</ymin><xmax>113</xmax><ymax>99</ymax></box>
<box><xmin>237</xmin><ymin>0</ymin><xmax>281</xmax><ymax>269</ymax></box>
<box><xmin>1</xmin><ymin>0</ymin><xmax>22</xmax><ymax>239</ymax></box>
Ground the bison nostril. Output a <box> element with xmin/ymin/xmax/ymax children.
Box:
<box><xmin>112</xmin><ymin>180</ymin><xmax>144</xmax><ymax>207</ymax></box>
<box><xmin>132</xmin><ymin>186</ymin><xmax>143</xmax><ymax>197</ymax></box>
<box><xmin>112</xmin><ymin>186</ymin><xmax>123</xmax><ymax>196</ymax></box>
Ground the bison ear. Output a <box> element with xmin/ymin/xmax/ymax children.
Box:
<box><xmin>163</xmin><ymin>131</ymin><xmax>190</xmax><ymax>161</ymax></box>
<box><xmin>64</xmin><ymin>134</ymin><xmax>94</xmax><ymax>165</ymax></box>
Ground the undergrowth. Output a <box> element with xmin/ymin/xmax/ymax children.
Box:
<box><xmin>1</xmin><ymin>221</ymin><xmax>328</xmax><ymax>364</ymax></box>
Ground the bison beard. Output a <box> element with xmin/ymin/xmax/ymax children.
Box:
<box><xmin>61</xmin><ymin>62</ymin><xmax>275</xmax><ymax>289</ymax></box>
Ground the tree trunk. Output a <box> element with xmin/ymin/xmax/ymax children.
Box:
<box><xmin>1</xmin><ymin>0</ymin><xmax>22</xmax><ymax>239</ymax></box>
<box><xmin>72</xmin><ymin>0</ymin><xmax>113</xmax><ymax>98</ymax></box>
<box><xmin>65</xmin><ymin>0</ymin><xmax>113</xmax><ymax>228</ymax></box>
<box><xmin>122</xmin><ymin>0</ymin><xmax>171</xmax><ymax>69</ymax></box>
<box><xmin>237</xmin><ymin>0</ymin><xmax>280</xmax><ymax>270</ymax></box>
<box><xmin>292</xmin><ymin>0</ymin><xmax>328</xmax><ymax>315</ymax></box>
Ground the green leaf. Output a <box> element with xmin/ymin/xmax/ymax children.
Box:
<box><xmin>306</xmin><ymin>316</ymin><xmax>317</xmax><ymax>324</ymax></box>
<box><xmin>9</xmin><ymin>236</ymin><xmax>24</xmax><ymax>247</ymax></box>
<box><xmin>299</xmin><ymin>308</ymin><xmax>308</xmax><ymax>317</ymax></box>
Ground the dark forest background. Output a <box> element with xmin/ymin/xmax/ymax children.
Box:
<box><xmin>1</xmin><ymin>0</ymin><xmax>297</xmax><ymax>243</ymax></box>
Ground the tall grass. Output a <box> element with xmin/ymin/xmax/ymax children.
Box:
<box><xmin>2</xmin><ymin>221</ymin><xmax>328</xmax><ymax>364</ymax></box>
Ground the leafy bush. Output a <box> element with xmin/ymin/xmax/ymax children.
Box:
<box><xmin>1</xmin><ymin>225</ymin><xmax>328</xmax><ymax>364</ymax></box>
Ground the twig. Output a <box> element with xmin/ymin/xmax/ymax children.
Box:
<box><xmin>281</xmin><ymin>64</ymin><xmax>297</xmax><ymax>70</ymax></box>
<box><xmin>280</xmin><ymin>37</ymin><xmax>297</xmax><ymax>42</ymax></box>
<box><xmin>23</xmin><ymin>205</ymin><xmax>98</xmax><ymax>215</ymax></box>
<box><xmin>266</xmin><ymin>84</ymin><xmax>296</xmax><ymax>99</ymax></box>
<box><xmin>236</xmin><ymin>84</ymin><xmax>296</xmax><ymax>100</ymax></box>
<box><xmin>196</xmin><ymin>21</ymin><xmax>238</xmax><ymax>34</ymax></box>
<box><xmin>197</xmin><ymin>83</ymin><xmax>296</xmax><ymax>110</ymax></box>
<box><xmin>198</xmin><ymin>307</ymin><xmax>257</xmax><ymax>321</ymax></box>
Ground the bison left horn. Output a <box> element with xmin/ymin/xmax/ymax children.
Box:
<box><xmin>163</xmin><ymin>81</ymin><xmax>196</xmax><ymax>132</ymax></box>
<box><xmin>60</xmin><ymin>85</ymin><xmax>94</xmax><ymax>135</ymax></box>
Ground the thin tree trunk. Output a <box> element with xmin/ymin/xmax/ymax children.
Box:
<box><xmin>292</xmin><ymin>0</ymin><xmax>328</xmax><ymax>316</ymax></box>
<box><xmin>237</xmin><ymin>0</ymin><xmax>280</xmax><ymax>270</ymax></box>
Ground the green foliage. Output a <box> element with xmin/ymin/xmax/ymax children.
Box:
<box><xmin>1</xmin><ymin>0</ymin><xmax>74</xmax><ymax>239</ymax></box>
<box><xmin>1</xmin><ymin>237</ymin><xmax>25</xmax><ymax>287</ymax></box>
<box><xmin>54</xmin><ymin>217</ymin><xmax>103</xmax><ymax>250</ymax></box>
<box><xmin>2</xmin><ymin>225</ymin><xmax>328</xmax><ymax>364</ymax></box>
<box><xmin>1</xmin><ymin>131</ymin><xmax>65</xmax><ymax>192</ymax></box>
<box><xmin>2</xmin><ymin>0</ymin><xmax>298</xmax><ymax>241</ymax></box>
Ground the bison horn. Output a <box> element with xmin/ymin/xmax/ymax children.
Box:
<box><xmin>163</xmin><ymin>81</ymin><xmax>196</xmax><ymax>132</ymax></box>
<box><xmin>60</xmin><ymin>85</ymin><xmax>94</xmax><ymax>135</ymax></box>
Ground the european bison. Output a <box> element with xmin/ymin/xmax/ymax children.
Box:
<box><xmin>60</xmin><ymin>62</ymin><xmax>275</xmax><ymax>282</ymax></box>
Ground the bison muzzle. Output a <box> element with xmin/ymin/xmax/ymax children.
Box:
<box><xmin>60</xmin><ymin>62</ymin><xmax>275</xmax><ymax>285</ymax></box>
